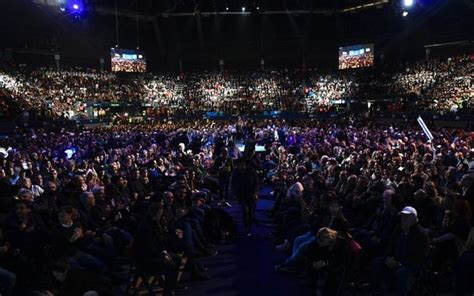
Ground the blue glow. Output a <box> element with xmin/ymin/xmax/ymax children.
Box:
<box><xmin>67</xmin><ymin>0</ymin><xmax>84</xmax><ymax>14</ymax></box>
<box><xmin>64</xmin><ymin>148</ymin><xmax>76</xmax><ymax>159</ymax></box>
<box><xmin>403</xmin><ymin>0</ymin><xmax>414</xmax><ymax>7</ymax></box>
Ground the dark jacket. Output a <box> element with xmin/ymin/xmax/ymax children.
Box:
<box><xmin>214</xmin><ymin>155</ymin><xmax>234</xmax><ymax>178</ymax></box>
<box><xmin>58</xmin><ymin>269</ymin><xmax>113</xmax><ymax>296</ymax></box>
<box><xmin>80</xmin><ymin>205</ymin><xmax>108</xmax><ymax>231</ymax></box>
<box><xmin>3</xmin><ymin>212</ymin><xmax>48</xmax><ymax>258</ymax></box>
<box><xmin>231</xmin><ymin>164</ymin><xmax>258</xmax><ymax>202</ymax></box>
<box><xmin>413</xmin><ymin>198</ymin><xmax>440</xmax><ymax>229</ymax></box>
<box><xmin>461</xmin><ymin>184</ymin><xmax>474</xmax><ymax>224</ymax></box>
<box><xmin>455</xmin><ymin>249</ymin><xmax>474</xmax><ymax>296</ymax></box>
<box><xmin>373</xmin><ymin>209</ymin><xmax>398</xmax><ymax>244</ymax></box>
<box><xmin>309</xmin><ymin>236</ymin><xmax>352</xmax><ymax>270</ymax></box>
<box><xmin>388</xmin><ymin>223</ymin><xmax>430</xmax><ymax>267</ymax></box>
<box><xmin>51</xmin><ymin>222</ymin><xmax>84</xmax><ymax>257</ymax></box>
<box><xmin>310</xmin><ymin>213</ymin><xmax>349</xmax><ymax>237</ymax></box>
<box><xmin>134</xmin><ymin>215</ymin><xmax>169</xmax><ymax>271</ymax></box>
<box><xmin>34</xmin><ymin>191</ymin><xmax>59</xmax><ymax>219</ymax></box>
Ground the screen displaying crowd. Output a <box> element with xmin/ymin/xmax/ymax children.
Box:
<box><xmin>0</xmin><ymin>55</ymin><xmax>472</xmax><ymax>120</ymax></box>
<box><xmin>110</xmin><ymin>48</ymin><xmax>147</xmax><ymax>73</ymax></box>
<box><xmin>0</xmin><ymin>117</ymin><xmax>473</xmax><ymax>295</ymax></box>
<box><xmin>338</xmin><ymin>44</ymin><xmax>375</xmax><ymax>70</ymax></box>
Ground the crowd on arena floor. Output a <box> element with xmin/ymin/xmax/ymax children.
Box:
<box><xmin>0</xmin><ymin>54</ymin><xmax>472</xmax><ymax>119</ymax></box>
<box><xmin>0</xmin><ymin>117</ymin><xmax>473</xmax><ymax>295</ymax></box>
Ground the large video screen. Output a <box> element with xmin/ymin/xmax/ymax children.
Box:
<box><xmin>111</xmin><ymin>48</ymin><xmax>146</xmax><ymax>72</ymax></box>
<box><xmin>338</xmin><ymin>44</ymin><xmax>374</xmax><ymax>70</ymax></box>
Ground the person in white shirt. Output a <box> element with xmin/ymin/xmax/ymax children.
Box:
<box><xmin>31</xmin><ymin>175</ymin><xmax>45</xmax><ymax>199</ymax></box>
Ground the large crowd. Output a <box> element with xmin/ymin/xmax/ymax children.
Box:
<box><xmin>377</xmin><ymin>55</ymin><xmax>473</xmax><ymax>113</ymax></box>
<box><xmin>0</xmin><ymin>117</ymin><xmax>473</xmax><ymax>295</ymax></box>
<box><xmin>111</xmin><ymin>59</ymin><xmax>147</xmax><ymax>73</ymax></box>
<box><xmin>0</xmin><ymin>54</ymin><xmax>472</xmax><ymax>119</ymax></box>
<box><xmin>338</xmin><ymin>51</ymin><xmax>374</xmax><ymax>70</ymax></box>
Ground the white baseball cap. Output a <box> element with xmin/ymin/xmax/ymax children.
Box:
<box><xmin>399</xmin><ymin>206</ymin><xmax>417</xmax><ymax>218</ymax></box>
<box><xmin>0</xmin><ymin>147</ymin><xmax>8</xmax><ymax>158</ymax></box>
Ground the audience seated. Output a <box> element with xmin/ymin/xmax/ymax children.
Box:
<box><xmin>0</xmin><ymin>116</ymin><xmax>472</xmax><ymax>295</ymax></box>
<box><xmin>0</xmin><ymin>55</ymin><xmax>472</xmax><ymax>120</ymax></box>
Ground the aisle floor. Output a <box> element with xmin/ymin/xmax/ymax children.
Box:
<box><xmin>186</xmin><ymin>198</ymin><xmax>312</xmax><ymax>296</ymax></box>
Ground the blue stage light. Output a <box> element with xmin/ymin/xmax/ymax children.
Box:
<box><xmin>67</xmin><ymin>0</ymin><xmax>84</xmax><ymax>14</ymax></box>
<box><xmin>403</xmin><ymin>0</ymin><xmax>414</xmax><ymax>7</ymax></box>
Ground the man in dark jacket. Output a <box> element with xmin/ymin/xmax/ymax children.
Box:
<box><xmin>231</xmin><ymin>158</ymin><xmax>259</xmax><ymax>236</ymax></box>
<box><xmin>134</xmin><ymin>202</ymin><xmax>186</xmax><ymax>296</ymax></box>
<box><xmin>3</xmin><ymin>201</ymin><xmax>48</xmax><ymax>261</ymax></box>
<box><xmin>33</xmin><ymin>181</ymin><xmax>60</xmax><ymax>226</ymax></box>
<box><xmin>371</xmin><ymin>206</ymin><xmax>430</xmax><ymax>296</ymax></box>
<box><xmin>214</xmin><ymin>147</ymin><xmax>233</xmax><ymax>207</ymax></box>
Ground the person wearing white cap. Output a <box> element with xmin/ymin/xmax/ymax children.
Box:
<box><xmin>0</xmin><ymin>147</ymin><xmax>8</xmax><ymax>158</ymax></box>
<box><xmin>371</xmin><ymin>206</ymin><xmax>430</xmax><ymax>296</ymax></box>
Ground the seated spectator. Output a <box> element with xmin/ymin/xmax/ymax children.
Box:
<box><xmin>49</xmin><ymin>261</ymin><xmax>114</xmax><ymax>296</ymax></box>
<box><xmin>134</xmin><ymin>202</ymin><xmax>188</xmax><ymax>296</ymax></box>
<box><xmin>371</xmin><ymin>206</ymin><xmax>430</xmax><ymax>296</ymax></box>
<box><xmin>455</xmin><ymin>227</ymin><xmax>474</xmax><ymax>296</ymax></box>
<box><xmin>51</xmin><ymin>206</ymin><xmax>107</xmax><ymax>274</ymax></box>
<box><xmin>352</xmin><ymin>189</ymin><xmax>398</xmax><ymax>263</ymax></box>
<box><xmin>275</xmin><ymin>198</ymin><xmax>348</xmax><ymax>273</ymax></box>
<box><xmin>308</xmin><ymin>227</ymin><xmax>352</xmax><ymax>295</ymax></box>
<box><xmin>431</xmin><ymin>199</ymin><xmax>472</xmax><ymax>271</ymax></box>
<box><xmin>412</xmin><ymin>188</ymin><xmax>440</xmax><ymax>229</ymax></box>
<box><xmin>3</xmin><ymin>201</ymin><xmax>48</xmax><ymax>261</ymax></box>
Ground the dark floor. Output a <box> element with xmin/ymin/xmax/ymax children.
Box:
<box><xmin>185</xmin><ymin>196</ymin><xmax>312</xmax><ymax>296</ymax></box>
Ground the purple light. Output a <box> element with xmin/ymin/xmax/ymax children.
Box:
<box><xmin>72</xmin><ymin>3</ymin><xmax>79</xmax><ymax>10</ymax></box>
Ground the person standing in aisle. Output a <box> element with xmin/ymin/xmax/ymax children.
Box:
<box><xmin>232</xmin><ymin>158</ymin><xmax>259</xmax><ymax>236</ymax></box>
<box><xmin>214</xmin><ymin>147</ymin><xmax>233</xmax><ymax>207</ymax></box>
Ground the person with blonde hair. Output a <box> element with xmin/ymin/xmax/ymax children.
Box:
<box><xmin>308</xmin><ymin>227</ymin><xmax>352</xmax><ymax>296</ymax></box>
<box><xmin>315</xmin><ymin>227</ymin><xmax>339</xmax><ymax>247</ymax></box>
<box><xmin>274</xmin><ymin>199</ymin><xmax>349</xmax><ymax>273</ymax></box>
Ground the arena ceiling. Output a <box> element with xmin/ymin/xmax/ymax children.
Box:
<box><xmin>2</xmin><ymin>0</ymin><xmax>473</xmax><ymax>70</ymax></box>
<box><xmin>90</xmin><ymin>0</ymin><xmax>391</xmax><ymax>15</ymax></box>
